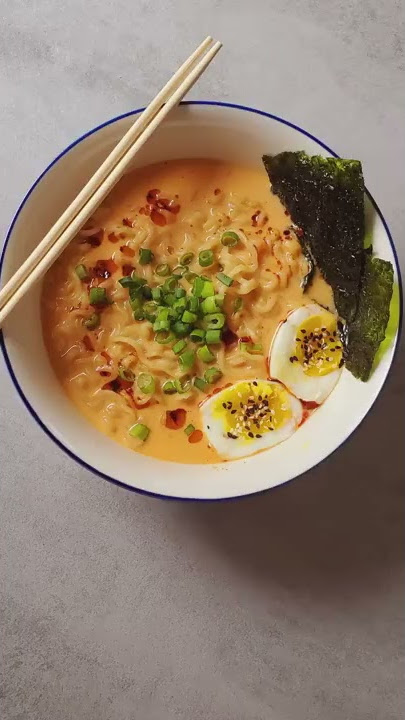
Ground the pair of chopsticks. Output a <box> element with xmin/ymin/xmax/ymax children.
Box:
<box><xmin>0</xmin><ymin>36</ymin><xmax>222</xmax><ymax>327</ymax></box>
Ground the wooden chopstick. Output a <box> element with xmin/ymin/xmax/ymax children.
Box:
<box><xmin>0</xmin><ymin>37</ymin><xmax>222</xmax><ymax>326</ymax></box>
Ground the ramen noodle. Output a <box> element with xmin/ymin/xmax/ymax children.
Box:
<box><xmin>42</xmin><ymin>159</ymin><xmax>334</xmax><ymax>463</ymax></box>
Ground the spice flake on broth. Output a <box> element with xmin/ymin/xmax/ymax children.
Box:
<box><xmin>41</xmin><ymin>159</ymin><xmax>333</xmax><ymax>464</ymax></box>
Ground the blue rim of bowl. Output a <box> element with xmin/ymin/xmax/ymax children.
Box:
<box><xmin>0</xmin><ymin>100</ymin><xmax>402</xmax><ymax>502</ymax></box>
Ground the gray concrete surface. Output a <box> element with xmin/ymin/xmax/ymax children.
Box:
<box><xmin>1</xmin><ymin>1</ymin><xmax>404</xmax><ymax>718</ymax></box>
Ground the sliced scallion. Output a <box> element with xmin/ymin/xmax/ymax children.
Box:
<box><xmin>192</xmin><ymin>276</ymin><xmax>205</xmax><ymax>297</ymax></box>
<box><xmin>184</xmin><ymin>271</ymin><xmax>197</xmax><ymax>283</ymax></box>
<box><xmin>216</xmin><ymin>272</ymin><xmax>233</xmax><ymax>287</ymax></box>
<box><xmin>204</xmin><ymin>312</ymin><xmax>225</xmax><ymax>329</ymax></box>
<box><xmin>184</xmin><ymin>423</ymin><xmax>195</xmax><ymax>436</ymax></box>
<box><xmin>180</xmin><ymin>252</ymin><xmax>194</xmax><ymax>266</ymax></box>
<box><xmin>175</xmin><ymin>376</ymin><xmax>192</xmax><ymax>393</ymax></box>
<box><xmin>83</xmin><ymin>312</ymin><xmax>100</xmax><ymax>329</ymax></box>
<box><xmin>179</xmin><ymin>349</ymin><xmax>195</xmax><ymax>370</ymax></box>
<box><xmin>75</xmin><ymin>264</ymin><xmax>89</xmax><ymax>281</ymax></box>
<box><xmin>129</xmin><ymin>423</ymin><xmax>150</xmax><ymax>441</ymax></box>
<box><xmin>190</xmin><ymin>328</ymin><xmax>205</xmax><ymax>344</ymax></box>
<box><xmin>182</xmin><ymin>310</ymin><xmax>198</xmax><ymax>324</ymax></box>
<box><xmin>162</xmin><ymin>380</ymin><xmax>177</xmax><ymax>395</ymax></box>
<box><xmin>221</xmin><ymin>230</ymin><xmax>239</xmax><ymax>247</ymax></box>
<box><xmin>172</xmin><ymin>321</ymin><xmax>191</xmax><ymax>337</ymax></box>
<box><xmin>151</xmin><ymin>286</ymin><xmax>163</xmax><ymax>302</ymax></box>
<box><xmin>201</xmin><ymin>295</ymin><xmax>224</xmax><ymax>314</ymax></box>
<box><xmin>174</xmin><ymin>287</ymin><xmax>186</xmax><ymax>299</ymax></box>
<box><xmin>172</xmin><ymin>339</ymin><xmax>187</xmax><ymax>355</ymax></box>
<box><xmin>205</xmin><ymin>329</ymin><xmax>222</xmax><ymax>344</ymax></box>
<box><xmin>155</xmin><ymin>330</ymin><xmax>175</xmax><ymax>344</ymax></box>
<box><xmin>204</xmin><ymin>367</ymin><xmax>223</xmax><ymax>384</ymax></box>
<box><xmin>197</xmin><ymin>345</ymin><xmax>215</xmax><ymax>363</ymax></box>
<box><xmin>118</xmin><ymin>366</ymin><xmax>135</xmax><ymax>382</ymax></box>
<box><xmin>247</xmin><ymin>343</ymin><xmax>263</xmax><ymax>354</ymax></box>
<box><xmin>139</xmin><ymin>248</ymin><xmax>154</xmax><ymax>265</ymax></box>
<box><xmin>199</xmin><ymin>249</ymin><xmax>214</xmax><ymax>267</ymax></box>
<box><xmin>155</xmin><ymin>263</ymin><xmax>171</xmax><ymax>277</ymax></box>
<box><xmin>89</xmin><ymin>287</ymin><xmax>109</xmax><ymax>306</ymax></box>
<box><xmin>193</xmin><ymin>377</ymin><xmax>208</xmax><ymax>392</ymax></box>
<box><xmin>201</xmin><ymin>280</ymin><xmax>215</xmax><ymax>298</ymax></box>
<box><xmin>163</xmin><ymin>276</ymin><xmax>177</xmax><ymax>293</ymax></box>
<box><xmin>137</xmin><ymin>372</ymin><xmax>155</xmax><ymax>394</ymax></box>
<box><xmin>141</xmin><ymin>285</ymin><xmax>152</xmax><ymax>299</ymax></box>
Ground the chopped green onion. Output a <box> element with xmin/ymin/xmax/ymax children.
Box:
<box><xmin>179</xmin><ymin>349</ymin><xmax>195</xmax><ymax>370</ymax></box>
<box><xmin>201</xmin><ymin>280</ymin><xmax>215</xmax><ymax>298</ymax></box>
<box><xmin>216</xmin><ymin>272</ymin><xmax>233</xmax><ymax>287</ymax></box>
<box><xmin>193</xmin><ymin>377</ymin><xmax>208</xmax><ymax>392</ymax></box>
<box><xmin>233</xmin><ymin>297</ymin><xmax>243</xmax><ymax>313</ymax></box>
<box><xmin>83</xmin><ymin>312</ymin><xmax>100</xmax><ymax>329</ymax></box>
<box><xmin>163</xmin><ymin>276</ymin><xmax>177</xmax><ymax>293</ymax></box>
<box><xmin>155</xmin><ymin>330</ymin><xmax>175</xmax><ymax>344</ymax></box>
<box><xmin>75</xmin><ymin>264</ymin><xmax>89</xmax><ymax>281</ymax></box>
<box><xmin>157</xmin><ymin>306</ymin><xmax>171</xmax><ymax>321</ymax></box>
<box><xmin>197</xmin><ymin>345</ymin><xmax>215</xmax><ymax>363</ymax></box>
<box><xmin>201</xmin><ymin>295</ymin><xmax>224</xmax><ymax>314</ymax></box>
<box><xmin>204</xmin><ymin>367</ymin><xmax>223</xmax><ymax>384</ymax></box>
<box><xmin>180</xmin><ymin>252</ymin><xmax>194</xmax><ymax>266</ymax></box>
<box><xmin>137</xmin><ymin>372</ymin><xmax>155</xmax><ymax>394</ymax></box>
<box><xmin>247</xmin><ymin>343</ymin><xmax>263</xmax><ymax>354</ymax></box>
<box><xmin>173</xmin><ymin>266</ymin><xmax>186</xmax><ymax>277</ymax></box>
<box><xmin>151</xmin><ymin>286</ymin><xmax>163</xmax><ymax>302</ymax></box>
<box><xmin>141</xmin><ymin>285</ymin><xmax>152</xmax><ymax>299</ymax></box>
<box><xmin>173</xmin><ymin>298</ymin><xmax>187</xmax><ymax>315</ymax></box>
<box><xmin>192</xmin><ymin>276</ymin><xmax>205</xmax><ymax>297</ymax></box>
<box><xmin>182</xmin><ymin>310</ymin><xmax>198</xmax><ymax>324</ymax></box>
<box><xmin>119</xmin><ymin>275</ymin><xmax>136</xmax><ymax>288</ymax></box>
<box><xmin>130</xmin><ymin>271</ymin><xmax>147</xmax><ymax>286</ymax></box>
<box><xmin>240</xmin><ymin>341</ymin><xmax>264</xmax><ymax>354</ymax></box>
<box><xmin>139</xmin><ymin>247</ymin><xmax>154</xmax><ymax>265</ymax></box>
<box><xmin>164</xmin><ymin>292</ymin><xmax>176</xmax><ymax>307</ymax></box>
<box><xmin>172</xmin><ymin>321</ymin><xmax>191</xmax><ymax>337</ymax></box>
<box><xmin>118</xmin><ymin>366</ymin><xmax>135</xmax><ymax>382</ymax></box>
<box><xmin>162</xmin><ymin>380</ymin><xmax>177</xmax><ymax>395</ymax></box>
<box><xmin>187</xmin><ymin>296</ymin><xmax>199</xmax><ymax>313</ymax></box>
<box><xmin>175</xmin><ymin>287</ymin><xmax>186</xmax><ymax>298</ymax></box>
<box><xmin>221</xmin><ymin>230</ymin><xmax>239</xmax><ymax>247</ymax></box>
<box><xmin>184</xmin><ymin>423</ymin><xmax>195</xmax><ymax>436</ymax></box>
<box><xmin>199</xmin><ymin>249</ymin><xmax>214</xmax><ymax>267</ymax></box>
<box><xmin>190</xmin><ymin>328</ymin><xmax>205</xmax><ymax>344</ymax></box>
<box><xmin>155</xmin><ymin>263</ymin><xmax>171</xmax><ymax>277</ymax></box>
<box><xmin>89</xmin><ymin>287</ymin><xmax>109</xmax><ymax>306</ymax></box>
<box><xmin>204</xmin><ymin>312</ymin><xmax>225</xmax><ymax>329</ymax></box>
<box><xmin>184</xmin><ymin>271</ymin><xmax>197</xmax><ymax>283</ymax></box>
<box><xmin>173</xmin><ymin>339</ymin><xmax>187</xmax><ymax>355</ymax></box>
<box><xmin>129</xmin><ymin>423</ymin><xmax>150</xmax><ymax>441</ymax></box>
<box><xmin>133</xmin><ymin>309</ymin><xmax>145</xmax><ymax>321</ymax></box>
<box><xmin>143</xmin><ymin>301</ymin><xmax>158</xmax><ymax>315</ymax></box>
<box><xmin>205</xmin><ymin>329</ymin><xmax>222</xmax><ymax>344</ymax></box>
<box><xmin>153</xmin><ymin>318</ymin><xmax>170</xmax><ymax>332</ymax></box>
<box><xmin>175</xmin><ymin>376</ymin><xmax>192</xmax><ymax>393</ymax></box>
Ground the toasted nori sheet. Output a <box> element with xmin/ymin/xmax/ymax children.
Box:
<box><xmin>262</xmin><ymin>151</ymin><xmax>365</xmax><ymax>322</ymax></box>
<box><xmin>345</xmin><ymin>254</ymin><xmax>394</xmax><ymax>381</ymax></box>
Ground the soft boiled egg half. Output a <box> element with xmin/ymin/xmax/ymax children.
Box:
<box><xmin>200</xmin><ymin>379</ymin><xmax>302</xmax><ymax>460</ymax></box>
<box><xmin>269</xmin><ymin>303</ymin><xmax>343</xmax><ymax>403</ymax></box>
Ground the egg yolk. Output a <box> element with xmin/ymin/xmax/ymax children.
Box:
<box><xmin>211</xmin><ymin>381</ymin><xmax>291</xmax><ymax>441</ymax></box>
<box><xmin>294</xmin><ymin>313</ymin><xmax>343</xmax><ymax>376</ymax></box>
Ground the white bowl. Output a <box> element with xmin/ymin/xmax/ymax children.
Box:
<box><xmin>0</xmin><ymin>102</ymin><xmax>401</xmax><ymax>500</ymax></box>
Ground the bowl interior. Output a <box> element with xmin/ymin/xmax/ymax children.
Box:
<box><xmin>1</xmin><ymin>103</ymin><xmax>400</xmax><ymax>499</ymax></box>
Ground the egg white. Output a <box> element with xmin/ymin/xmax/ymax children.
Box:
<box><xmin>269</xmin><ymin>303</ymin><xmax>342</xmax><ymax>403</ymax></box>
<box><xmin>200</xmin><ymin>379</ymin><xmax>303</xmax><ymax>460</ymax></box>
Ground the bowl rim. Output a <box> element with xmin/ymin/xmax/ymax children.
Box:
<box><xmin>0</xmin><ymin>100</ymin><xmax>403</xmax><ymax>502</ymax></box>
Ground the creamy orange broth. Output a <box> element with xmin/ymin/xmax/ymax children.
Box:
<box><xmin>41</xmin><ymin>159</ymin><xmax>333</xmax><ymax>464</ymax></box>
